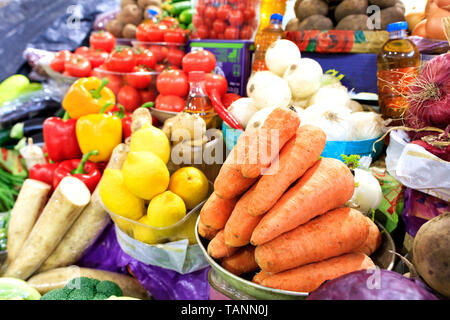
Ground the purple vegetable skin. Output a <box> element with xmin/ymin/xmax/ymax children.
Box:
<box><xmin>307</xmin><ymin>270</ymin><xmax>439</xmax><ymax>300</ymax></box>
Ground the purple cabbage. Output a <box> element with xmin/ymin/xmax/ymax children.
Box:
<box><xmin>307</xmin><ymin>270</ymin><xmax>439</xmax><ymax>300</ymax></box>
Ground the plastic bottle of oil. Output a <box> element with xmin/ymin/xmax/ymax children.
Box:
<box><xmin>258</xmin><ymin>0</ymin><xmax>287</xmax><ymax>31</ymax></box>
<box><xmin>252</xmin><ymin>13</ymin><xmax>285</xmax><ymax>73</ymax></box>
<box><xmin>377</xmin><ymin>21</ymin><xmax>420</xmax><ymax>126</ymax></box>
<box><xmin>184</xmin><ymin>71</ymin><xmax>216</xmax><ymax>129</ymax></box>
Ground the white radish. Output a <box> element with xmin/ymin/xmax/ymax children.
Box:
<box><xmin>265</xmin><ymin>39</ymin><xmax>301</xmax><ymax>77</ymax></box>
<box><xmin>283</xmin><ymin>58</ymin><xmax>323</xmax><ymax>99</ymax></box>
<box><xmin>228</xmin><ymin>98</ymin><xmax>258</xmax><ymax>129</ymax></box>
<box><xmin>247</xmin><ymin>71</ymin><xmax>292</xmax><ymax>110</ymax></box>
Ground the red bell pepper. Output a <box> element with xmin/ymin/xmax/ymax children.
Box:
<box><xmin>109</xmin><ymin>102</ymin><xmax>155</xmax><ymax>140</ymax></box>
<box><xmin>53</xmin><ymin>150</ymin><xmax>101</xmax><ymax>193</ymax></box>
<box><xmin>43</xmin><ymin>112</ymin><xmax>82</xmax><ymax>162</ymax></box>
<box><xmin>29</xmin><ymin>162</ymin><xmax>60</xmax><ymax>187</ymax></box>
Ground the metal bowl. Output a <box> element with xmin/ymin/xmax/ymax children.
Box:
<box><xmin>196</xmin><ymin>218</ymin><xmax>396</xmax><ymax>300</ymax></box>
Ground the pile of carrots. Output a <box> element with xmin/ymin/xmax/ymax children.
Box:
<box><xmin>198</xmin><ymin>107</ymin><xmax>382</xmax><ymax>293</ymax></box>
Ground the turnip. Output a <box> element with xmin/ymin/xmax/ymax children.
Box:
<box><xmin>247</xmin><ymin>71</ymin><xmax>292</xmax><ymax>110</ymax></box>
<box><xmin>346</xmin><ymin>168</ymin><xmax>383</xmax><ymax>213</ymax></box>
<box><xmin>283</xmin><ymin>58</ymin><xmax>323</xmax><ymax>99</ymax></box>
<box><xmin>265</xmin><ymin>39</ymin><xmax>301</xmax><ymax>77</ymax></box>
<box><xmin>413</xmin><ymin>213</ymin><xmax>450</xmax><ymax>298</ymax></box>
<box><xmin>228</xmin><ymin>98</ymin><xmax>258</xmax><ymax>129</ymax></box>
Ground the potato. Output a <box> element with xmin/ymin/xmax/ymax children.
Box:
<box><xmin>138</xmin><ymin>0</ymin><xmax>162</xmax><ymax>8</ymax></box>
<box><xmin>121</xmin><ymin>0</ymin><xmax>136</xmax><ymax>8</ymax></box>
<box><xmin>105</xmin><ymin>19</ymin><xmax>124</xmax><ymax>38</ymax></box>
<box><xmin>122</xmin><ymin>23</ymin><xmax>137</xmax><ymax>39</ymax></box>
<box><xmin>336</xmin><ymin>14</ymin><xmax>370</xmax><ymax>30</ymax></box>
<box><xmin>295</xmin><ymin>0</ymin><xmax>329</xmax><ymax>22</ymax></box>
<box><xmin>380</xmin><ymin>6</ymin><xmax>405</xmax><ymax>29</ymax></box>
<box><xmin>117</xmin><ymin>4</ymin><xmax>143</xmax><ymax>25</ymax></box>
<box><xmin>335</xmin><ymin>0</ymin><xmax>368</xmax><ymax>21</ymax></box>
<box><xmin>394</xmin><ymin>0</ymin><xmax>405</xmax><ymax>14</ymax></box>
<box><xmin>413</xmin><ymin>213</ymin><xmax>450</xmax><ymax>298</ymax></box>
<box><xmin>368</xmin><ymin>0</ymin><xmax>396</xmax><ymax>8</ymax></box>
<box><xmin>298</xmin><ymin>15</ymin><xmax>334</xmax><ymax>30</ymax></box>
<box><xmin>286</xmin><ymin>18</ymin><xmax>301</xmax><ymax>31</ymax></box>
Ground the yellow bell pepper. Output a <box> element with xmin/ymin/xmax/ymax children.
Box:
<box><xmin>62</xmin><ymin>77</ymin><xmax>115</xmax><ymax>119</ymax></box>
<box><xmin>76</xmin><ymin>104</ymin><xmax>122</xmax><ymax>162</ymax></box>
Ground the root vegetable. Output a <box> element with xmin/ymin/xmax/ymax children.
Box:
<box><xmin>346</xmin><ymin>168</ymin><xmax>383</xmax><ymax>213</ymax></box>
<box><xmin>246</xmin><ymin>125</ymin><xmax>326</xmax><ymax>216</ymax></box>
<box><xmin>228</xmin><ymin>98</ymin><xmax>258</xmax><ymax>129</ymax></box>
<box><xmin>207</xmin><ymin>230</ymin><xmax>239</xmax><ymax>259</ymax></box>
<box><xmin>3</xmin><ymin>177</ymin><xmax>90</xmax><ymax>280</ymax></box>
<box><xmin>38</xmin><ymin>144</ymin><xmax>129</xmax><ymax>273</ymax></box>
<box><xmin>252</xmin><ymin>270</ymin><xmax>271</xmax><ymax>284</ymax></box>
<box><xmin>298</xmin><ymin>15</ymin><xmax>334</xmax><ymax>30</ymax></box>
<box><xmin>199</xmin><ymin>192</ymin><xmax>237</xmax><ymax>230</ymax></box>
<box><xmin>245</xmin><ymin>106</ymin><xmax>279</xmax><ymax>133</ymax></box>
<box><xmin>251</xmin><ymin>158</ymin><xmax>355</xmax><ymax>245</ymax></box>
<box><xmin>286</xmin><ymin>18</ymin><xmax>300</xmax><ymax>31</ymax></box>
<box><xmin>105</xmin><ymin>19</ymin><xmax>124</xmax><ymax>38</ymax></box>
<box><xmin>138</xmin><ymin>0</ymin><xmax>161</xmax><ymax>8</ymax></box>
<box><xmin>354</xmin><ymin>217</ymin><xmax>382</xmax><ymax>256</ymax></box>
<box><xmin>6</xmin><ymin>179</ymin><xmax>51</xmax><ymax>262</ymax></box>
<box><xmin>335</xmin><ymin>0</ymin><xmax>369</xmax><ymax>22</ymax></box>
<box><xmin>198</xmin><ymin>220</ymin><xmax>219</xmax><ymax>240</ymax></box>
<box><xmin>27</xmin><ymin>266</ymin><xmax>150</xmax><ymax>299</ymax></box>
<box><xmin>295</xmin><ymin>0</ymin><xmax>329</xmax><ymax>22</ymax></box>
<box><xmin>265</xmin><ymin>40</ymin><xmax>301</xmax><ymax>77</ymax></box>
<box><xmin>121</xmin><ymin>0</ymin><xmax>136</xmax><ymax>8</ymax></box>
<box><xmin>122</xmin><ymin>24</ymin><xmax>137</xmax><ymax>39</ymax></box>
<box><xmin>413</xmin><ymin>213</ymin><xmax>450</xmax><ymax>297</ymax></box>
<box><xmin>222</xmin><ymin>246</ymin><xmax>259</xmax><ymax>276</ymax></box>
<box><xmin>117</xmin><ymin>4</ymin><xmax>143</xmax><ymax>26</ymax></box>
<box><xmin>283</xmin><ymin>58</ymin><xmax>323</xmax><ymax>100</ymax></box>
<box><xmin>348</xmin><ymin>100</ymin><xmax>364</xmax><ymax>112</ymax></box>
<box><xmin>240</xmin><ymin>107</ymin><xmax>300</xmax><ymax>179</ymax></box>
<box><xmin>380</xmin><ymin>6</ymin><xmax>406</xmax><ymax>30</ymax></box>
<box><xmin>246</xmin><ymin>71</ymin><xmax>292</xmax><ymax>110</ymax></box>
<box><xmin>369</xmin><ymin>0</ymin><xmax>396</xmax><ymax>8</ymax></box>
<box><xmin>308</xmin><ymin>86</ymin><xmax>351</xmax><ymax>108</ymax></box>
<box><xmin>336</xmin><ymin>14</ymin><xmax>371</xmax><ymax>30</ymax></box>
<box><xmin>260</xmin><ymin>253</ymin><xmax>375</xmax><ymax>293</ymax></box>
<box><xmin>350</xmin><ymin>111</ymin><xmax>384</xmax><ymax>141</ymax></box>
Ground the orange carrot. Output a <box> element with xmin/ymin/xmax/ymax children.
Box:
<box><xmin>200</xmin><ymin>192</ymin><xmax>237</xmax><ymax>230</ymax></box>
<box><xmin>355</xmin><ymin>217</ymin><xmax>382</xmax><ymax>256</ymax></box>
<box><xmin>252</xmin><ymin>270</ymin><xmax>272</xmax><ymax>284</ymax></box>
<box><xmin>240</xmin><ymin>107</ymin><xmax>300</xmax><ymax>179</ymax></box>
<box><xmin>207</xmin><ymin>230</ymin><xmax>239</xmax><ymax>259</ymax></box>
<box><xmin>254</xmin><ymin>207</ymin><xmax>369</xmax><ymax>273</ymax></box>
<box><xmin>224</xmin><ymin>185</ymin><xmax>264</xmax><ymax>247</ymax></box>
<box><xmin>251</xmin><ymin>157</ymin><xmax>355</xmax><ymax>245</ymax></box>
<box><xmin>197</xmin><ymin>220</ymin><xmax>219</xmax><ymax>240</ymax></box>
<box><xmin>214</xmin><ymin>131</ymin><xmax>257</xmax><ymax>199</ymax></box>
<box><xmin>221</xmin><ymin>246</ymin><xmax>259</xmax><ymax>276</ymax></box>
<box><xmin>260</xmin><ymin>253</ymin><xmax>375</xmax><ymax>293</ymax></box>
<box><xmin>246</xmin><ymin>125</ymin><xmax>326</xmax><ymax>216</ymax></box>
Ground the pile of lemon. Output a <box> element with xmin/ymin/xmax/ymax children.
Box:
<box><xmin>98</xmin><ymin>123</ymin><xmax>209</xmax><ymax>245</ymax></box>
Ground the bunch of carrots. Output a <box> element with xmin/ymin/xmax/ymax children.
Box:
<box><xmin>198</xmin><ymin>107</ymin><xmax>382</xmax><ymax>293</ymax></box>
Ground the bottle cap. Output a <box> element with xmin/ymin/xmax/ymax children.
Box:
<box><xmin>270</xmin><ymin>13</ymin><xmax>283</xmax><ymax>23</ymax></box>
<box><xmin>148</xmin><ymin>9</ymin><xmax>159</xmax><ymax>17</ymax></box>
<box><xmin>387</xmin><ymin>21</ymin><xmax>408</xmax><ymax>32</ymax></box>
<box><xmin>189</xmin><ymin>71</ymin><xmax>205</xmax><ymax>82</ymax></box>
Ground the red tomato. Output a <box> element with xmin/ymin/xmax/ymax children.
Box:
<box><xmin>147</xmin><ymin>24</ymin><xmax>167</xmax><ymax>42</ymax></box>
<box><xmin>74</xmin><ymin>46</ymin><xmax>90</xmax><ymax>56</ymax></box>
<box><xmin>160</xmin><ymin>17</ymin><xmax>179</xmax><ymax>28</ymax></box>
<box><xmin>118</xmin><ymin>85</ymin><xmax>142</xmax><ymax>112</ymax></box>
<box><xmin>154</xmin><ymin>64</ymin><xmax>166</xmax><ymax>72</ymax></box>
<box><xmin>222</xmin><ymin>93</ymin><xmax>241</xmax><ymax>108</ymax></box>
<box><xmin>167</xmin><ymin>48</ymin><xmax>185</xmax><ymax>67</ymax></box>
<box><xmin>213</xmin><ymin>20</ymin><xmax>227</xmax><ymax>34</ymax></box>
<box><xmin>89</xmin><ymin>31</ymin><xmax>116</xmax><ymax>53</ymax></box>
<box><xmin>135</xmin><ymin>48</ymin><xmax>156</xmax><ymax>69</ymax></box>
<box><xmin>104</xmin><ymin>47</ymin><xmax>136</xmax><ymax>72</ymax></box>
<box><xmin>196</xmin><ymin>25</ymin><xmax>209</xmax><ymax>39</ymax></box>
<box><xmin>204</xmin><ymin>73</ymin><xmax>228</xmax><ymax>97</ymax></box>
<box><xmin>192</xmin><ymin>14</ymin><xmax>204</xmax><ymax>28</ymax></box>
<box><xmin>155</xmin><ymin>94</ymin><xmax>185</xmax><ymax>112</ymax></box>
<box><xmin>182</xmin><ymin>50</ymin><xmax>216</xmax><ymax>73</ymax></box>
<box><xmin>239</xmin><ymin>25</ymin><xmax>254</xmax><ymax>40</ymax></box>
<box><xmin>209</xmin><ymin>29</ymin><xmax>218</xmax><ymax>39</ymax></box>
<box><xmin>196</xmin><ymin>3</ymin><xmax>206</xmax><ymax>16</ymax></box>
<box><xmin>64</xmin><ymin>54</ymin><xmax>92</xmax><ymax>77</ymax></box>
<box><xmin>136</xmin><ymin>24</ymin><xmax>150</xmax><ymax>42</ymax></box>
<box><xmin>229</xmin><ymin>10</ymin><xmax>244</xmax><ymax>26</ymax></box>
<box><xmin>156</xmin><ymin>69</ymin><xmax>189</xmax><ymax>97</ymax></box>
<box><xmin>50</xmin><ymin>50</ymin><xmax>72</xmax><ymax>72</ymax></box>
<box><xmin>139</xmin><ymin>88</ymin><xmax>157</xmax><ymax>103</ymax></box>
<box><xmin>204</xmin><ymin>6</ymin><xmax>217</xmax><ymax>20</ymax></box>
<box><xmin>217</xmin><ymin>4</ymin><xmax>231</xmax><ymax>21</ymax></box>
<box><xmin>164</xmin><ymin>28</ymin><xmax>186</xmax><ymax>43</ymax></box>
<box><xmin>148</xmin><ymin>45</ymin><xmax>168</xmax><ymax>62</ymax></box>
<box><xmin>125</xmin><ymin>66</ymin><xmax>153</xmax><ymax>89</ymax></box>
<box><xmin>224</xmin><ymin>26</ymin><xmax>240</xmax><ymax>39</ymax></box>
<box><xmin>243</xmin><ymin>7</ymin><xmax>256</xmax><ymax>21</ymax></box>
<box><xmin>86</xmin><ymin>50</ymin><xmax>108</xmax><ymax>68</ymax></box>
<box><xmin>92</xmin><ymin>67</ymin><xmax>123</xmax><ymax>96</ymax></box>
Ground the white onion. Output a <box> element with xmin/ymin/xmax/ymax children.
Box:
<box><xmin>351</xmin><ymin>112</ymin><xmax>384</xmax><ymax>140</ymax></box>
<box><xmin>283</xmin><ymin>58</ymin><xmax>323</xmax><ymax>99</ymax></box>
<box><xmin>347</xmin><ymin>168</ymin><xmax>383</xmax><ymax>213</ymax></box>
<box><xmin>265</xmin><ymin>39</ymin><xmax>301</xmax><ymax>77</ymax></box>
<box><xmin>228</xmin><ymin>98</ymin><xmax>258</xmax><ymax>129</ymax></box>
<box><xmin>246</xmin><ymin>71</ymin><xmax>292</xmax><ymax>110</ymax></box>
<box><xmin>308</xmin><ymin>86</ymin><xmax>352</xmax><ymax>109</ymax></box>
<box><xmin>245</xmin><ymin>106</ymin><xmax>279</xmax><ymax>132</ymax></box>
<box><xmin>347</xmin><ymin>100</ymin><xmax>364</xmax><ymax>112</ymax></box>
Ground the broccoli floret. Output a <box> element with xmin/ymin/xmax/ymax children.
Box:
<box><xmin>68</xmin><ymin>288</ymin><xmax>95</xmax><ymax>300</ymax></box>
<box><xmin>95</xmin><ymin>280</ymin><xmax>123</xmax><ymax>298</ymax></box>
<box><xmin>64</xmin><ymin>277</ymin><xmax>96</xmax><ymax>300</ymax></box>
<box><xmin>40</xmin><ymin>288</ymin><xmax>69</xmax><ymax>300</ymax></box>
<box><xmin>93</xmin><ymin>293</ymin><xmax>109</xmax><ymax>300</ymax></box>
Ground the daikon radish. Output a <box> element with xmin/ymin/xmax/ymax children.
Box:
<box><xmin>3</xmin><ymin>177</ymin><xmax>90</xmax><ymax>280</ymax></box>
<box><xmin>6</xmin><ymin>179</ymin><xmax>51</xmax><ymax>262</ymax></box>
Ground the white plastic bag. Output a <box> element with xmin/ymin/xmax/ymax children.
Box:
<box><xmin>386</xmin><ymin>130</ymin><xmax>450</xmax><ymax>201</ymax></box>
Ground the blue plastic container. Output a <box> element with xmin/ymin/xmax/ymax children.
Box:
<box><xmin>222</xmin><ymin>122</ymin><xmax>243</xmax><ymax>151</ymax></box>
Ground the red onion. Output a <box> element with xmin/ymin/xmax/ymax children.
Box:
<box><xmin>406</xmin><ymin>53</ymin><xmax>450</xmax><ymax>130</ymax></box>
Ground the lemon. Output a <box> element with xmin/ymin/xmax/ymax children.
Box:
<box><xmin>98</xmin><ymin>168</ymin><xmax>145</xmax><ymax>233</ymax></box>
<box><xmin>147</xmin><ymin>191</ymin><xmax>186</xmax><ymax>228</ymax></box>
<box><xmin>129</xmin><ymin>123</ymin><xmax>171</xmax><ymax>164</ymax></box>
<box><xmin>133</xmin><ymin>216</ymin><xmax>159</xmax><ymax>245</ymax></box>
<box><xmin>168</xmin><ymin>167</ymin><xmax>209</xmax><ymax>209</ymax></box>
<box><xmin>121</xmin><ymin>151</ymin><xmax>170</xmax><ymax>200</ymax></box>
<box><xmin>177</xmin><ymin>212</ymin><xmax>199</xmax><ymax>245</ymax></box>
